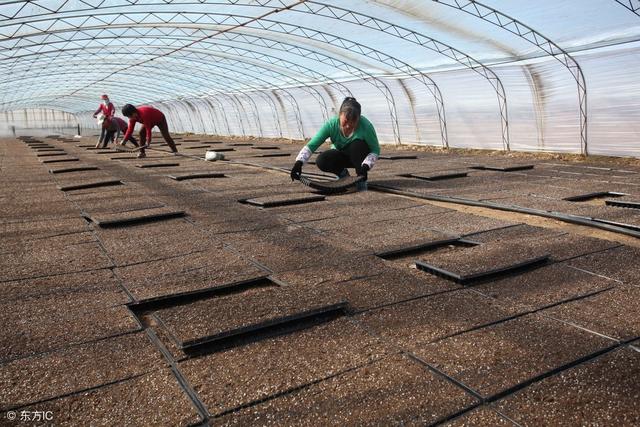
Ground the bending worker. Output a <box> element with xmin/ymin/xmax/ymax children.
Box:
<box><xmin>120</xmin><ymin>104</ymin><xmax>179</xmax><ymax>158</ymax></box>
<box><xmin>290</xmin><ymin>97</ymin><xmax>380</xmax><ymax>191</ymax></box>
<box><xmin>96</xmin><ymin>115</ymin><xmax>137</xmax><ymax>149</ymax></box>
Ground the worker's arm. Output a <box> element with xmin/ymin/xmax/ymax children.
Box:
<box><xmin>295</xmin><ymin>119</ymin><xmax>332</xmax><ymax>163</ymax></box>
<box><xmin>361</xmin><ymin>118</ymin><xmax>380</xmax><ymax>169</ymax></box>
<box><xmin>121</xmin><ymin>118</ymin><xmax>136</xmax><ymax>143</ymax></box>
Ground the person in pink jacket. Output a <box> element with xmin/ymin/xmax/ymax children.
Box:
<box><xmin>93</xmin><ymin>94</ymin><xmax>115</xmax><ymax>146</ymax></box>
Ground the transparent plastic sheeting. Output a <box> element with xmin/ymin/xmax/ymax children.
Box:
<box><xmin>0</xmin><ymin>0</ymin><xmax>639</xmax><ymax>156</ymax></box>
<box><xmin>0</xmin><ymin>109</ymin><xmax>78</xmax><ymax>137</ymax></box>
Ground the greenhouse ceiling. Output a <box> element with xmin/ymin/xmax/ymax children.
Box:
<box><xmin>1</xmin><ymin>1</ymin><xmax>639</xmax><ymax>154</ymax></box>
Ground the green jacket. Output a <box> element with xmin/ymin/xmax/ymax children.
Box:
<box><xmin>306</xmin><ymin>115</ymin><xmax>380</xmax><ymax>155</ymax></box>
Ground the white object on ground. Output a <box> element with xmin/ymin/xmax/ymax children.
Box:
<box><xmin>205</xmin><ymin>150</ymin><xmax>225</xmax><ymax>161</ymax></box>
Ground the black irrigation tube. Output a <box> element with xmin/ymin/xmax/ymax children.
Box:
<box><xmin>591</xmin><ymin>217</ymin><xmax>640</xmax><ymax>232</ymax></box>
<box><xmin>370</xmin><ymin>184</ymin><xmax>640</xmax><ymax>239</ymax></box>
<box><xmin>151</xmin><ymin>145</ymin><xmax>640</xmax><ymax>242</ymax></box>
<box><xmin>605</xmin><ymin>199</ymin><xmax>640</xmax><ymax>209</ymax></box>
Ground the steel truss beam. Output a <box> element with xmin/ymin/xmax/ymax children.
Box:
<box><xmin>430</xmin><ymin>0</ymin><xmax>588</xmax><ymax>154</ymax></box>
<box><xmin>614</xmin><ymin>0</ymin><xmax>640</xmax><ymax>16</ymax></box>
<box><xmin>0</xmin><ymin>31</ymin><xmax>352</xmax><ymax>137</ymax></box>
<box><xmin>274</xmin><ymin>0</ymin><xmax>510</xmax><ymax>149</ymax></box>
<box><xmin>1</xmin><ymin>64</ymin><xmax>270</xmax><ymax>138</ymax></box>
<box><xmin>0</xmin><ymin>6</ymin><xmax>455</xmax><ymax>146</ymax></box>
<box><xmin>1</xmin><ymin>16</ymin><xmax>407</xmax><ymax>145</ymax></box>
<box><xmin>0</xmin><ymin>40</ymin><xmax>340</xmax><ymax>138</ymax></box>
<box><xmin>0</xmin><ymin>0</ymin><xmax>504</xmax><ymax>148</ymax></box>
<box><xmin>1</xmin><ymin>40</ymin><xmax>337</xmax><ymax>138</ymax></box>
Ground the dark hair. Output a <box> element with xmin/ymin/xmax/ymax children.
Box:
<box><xmin>121</xmin><ymin>104</ymin><xmax>137</xmax><ymax>117</ymax></box>
<box><xmin>339</xmin><ymin>97</ymin><xmax>361</xmax><ymax>122</ymax></box>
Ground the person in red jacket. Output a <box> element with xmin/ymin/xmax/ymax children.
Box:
<box><xmin>120</xmin><ymin>104</ymin><xmax>178</xmax><ymax>158</ymax></box>
<box><xmin>93</xmin><ymin>94</ymin><xmax>115</xmax><ymax>146</ymax></box>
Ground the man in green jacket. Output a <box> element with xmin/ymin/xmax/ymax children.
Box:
<box><xmin>290</xmin><ymin>97</ymin><xmax>380</xmax><ymax>191</ymax></box>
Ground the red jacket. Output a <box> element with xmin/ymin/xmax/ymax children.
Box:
<box><xmin>94</xmin><ymin>102</ymin><xmax>115</xmax><ymax>118</ymax></box>
<box><xmin>122</xmin><ymin>106</ymin><xmax>166</xmax><ymax>144</ymax></box>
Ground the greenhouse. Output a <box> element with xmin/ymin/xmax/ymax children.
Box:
<box><xmin>1</xmin><ymin>1</ymin><xmax>639</xmax><ymax>426</ymax></box>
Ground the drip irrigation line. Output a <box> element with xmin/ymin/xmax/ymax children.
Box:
<box><xmin>150</xmin><ymin>144</ymin><xmax>640</xmax><ymax>241</ymax></box>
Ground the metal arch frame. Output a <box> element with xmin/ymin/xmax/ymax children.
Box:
<box><xmin>2</xmin><ymin>2</ymin><xmax>495</xmax><ymax>148</ymax></box>
<box><xmin>199</xmin><ymin>97</ymin><xmax>224</xmax><ymax>135</ymax></box>
<box><xmin>1</xmin><ymin>37</ymin><xmax>338</xmax><ymax>140</ymax></box>
<box><xmin>0</xmin><ymin>33</ymin><xmax>349</xmax><ymax>139</ymax></box>
<box><xmin>0</xmin><ymin>43</ymin><xmax>311</xmax><ymax>138</ymax></box>
<box><xmin>1</xmin><ymin>78</ymin><xmax>186</xmax><ymax>108</ymax></box>
<box><xmin>1</xmin><ymin>47</ymin><xmax>294</xmax><ymax>139</ymax></box>
<box><xmin>174</xmin><ymin>98</ymin><xmax>216</xmax><ymax>135</ymax></box>
<box><xmin>0</xmin><ymin>11</ymin><xmax>404</xmax><ymax>144</ymax></box>
<box><xmin>0</xmin><ymin>64</ymin><xmax>215</xmax><ymax>112</ymax></box>
<box><xmin>614</xmin><ymin>0</ymin><xmax>640</xmax><ymax>16</ymax></box>
<box><xmin>198</xmin><ymin>96</ymin><xmax>232</xmax><ymax>135</ymax></box>
<box><xmin>430</xmin><ymin>0</ymin><xmax>588</xmax><ymax>155</ymax></box>
<box><xmin>1</xmin><ymin>8</ymin><xmax>452</xmax><ymax>147</ymax></box>
<box><xmin>211</xmin><ymin>29</ymin><xmax>448</xmax><ymax>146</ymax></box>
<box><xmin>0</xmin><ymin>68</ymin><xmax>258</xmax><ymax>135</ymax></box>
<box><xmin>61</xmin><ymin>3</ymin><xmax>307</xmax><ymax>97</ymax></box>
<box><xmin>0</xmin><ymin>106</ymin><xmax>76</xmax><ymax>120</ymax></box>
<box><xmin>273</xmin><ymin>0</ymin><xmax>510</xmax><ymax>149</ymax></box>
<box><xmin>0</xmin><ymin>24</ymin><xmax>354</xmax><ymax>98</ymax></box>
<box><xmin>0</xmin><ymin>36</ymin><xmax>336</xmax><ymax>139</ymax></box>
<box><xmin>107</xmin><ymin>24</ymin><xmax>449</xmax><ymax>146</ymax></box>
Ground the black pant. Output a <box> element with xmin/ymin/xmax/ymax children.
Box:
<box><xmin>139</xmin><ymin>117</ymin><xmax>177</xmax><ymax>152</ymax></box>
<box><xmin>101</xmin><ymin>131</ymin><xmax>137</xmax><ymax>148</ymax></box>
<box><xmin>316</xmin><ymin>139</ymin><xmax>370</xmax><ymax>176</ymax></box>
<box><xmin>98</xmin><ymin>128</ymin><xmax>107</xmax><ymax>144</ymax></box>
